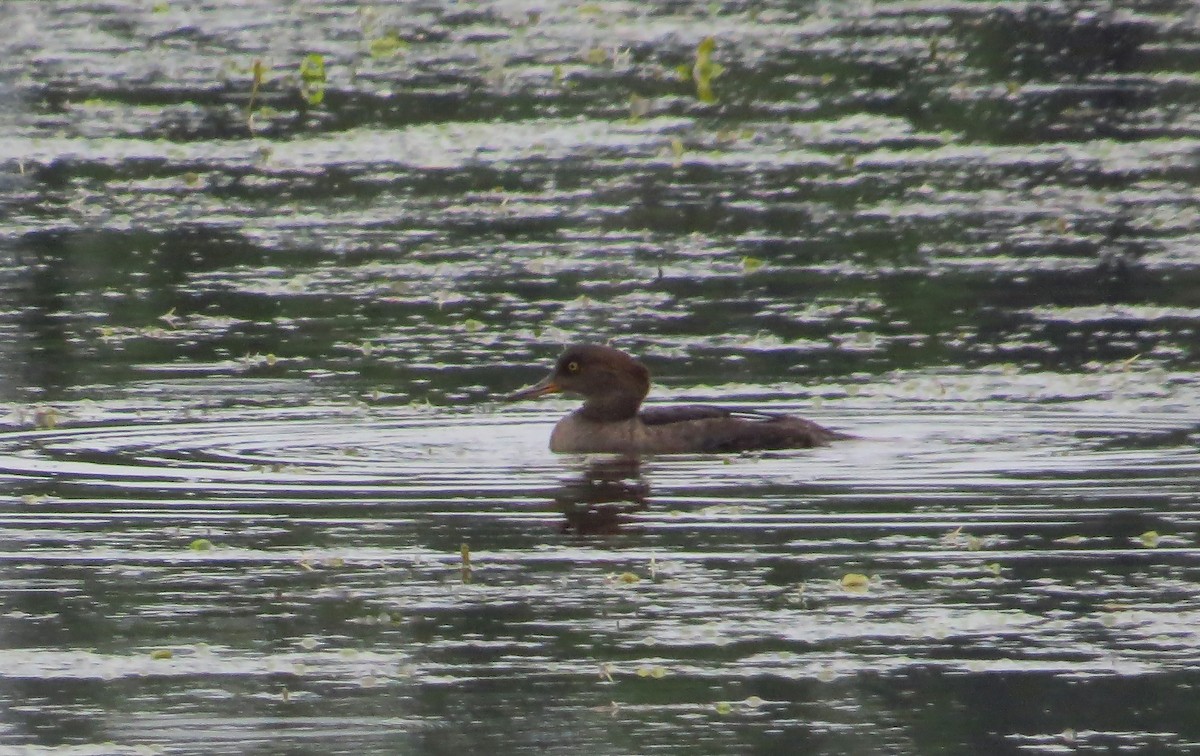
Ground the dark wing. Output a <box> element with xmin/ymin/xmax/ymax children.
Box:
<box><xmin>639</xmin><ymin>404</ymin><xmax>790</xmax><ymax>426</ymax></box>
<box><xmin>639</xmin><ymin>403</ymin><xmax>849</xmax><ymax>452</ymax></box>
<box><xmin>697</xmin><ymin>416</ymin><xmax>845</xmax><ymax>452</ymax></box>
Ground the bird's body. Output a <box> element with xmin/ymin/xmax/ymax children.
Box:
<box><xmin>506</xmin><ymin>344</ymin><xmax>850</xmax><ymax>455</ymax></box>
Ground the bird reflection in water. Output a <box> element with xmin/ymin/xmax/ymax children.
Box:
<box><xmin>553</xmin><ymin>457</ymin><xmax>648</xmax><ymax>535</ymax></box>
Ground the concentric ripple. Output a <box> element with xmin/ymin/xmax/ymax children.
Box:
<box><xmin>0</xmin><ymin>398</ymin><xmax>1195</xmax><ymax>503</ymax></box>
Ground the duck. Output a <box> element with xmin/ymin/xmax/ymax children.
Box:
<box><xmin>506</xmin><ymin>344</ymin><xmax>851</xmax><ymax>454</ymax></box>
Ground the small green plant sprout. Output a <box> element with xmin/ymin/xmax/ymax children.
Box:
<box><xmin>676</xmin><ymin>36</ymin><xmax>725</xmax><ymax>103</ymax></box>
<box><xmin>668</xmin><ymin>136</ymin><xmax>685</xmax><ymax>166</ymax></box>
<box><xmin>1118</xmin><ymin>353</ymin><xmax>1142</xmax><ymax>370</ymax></box>
<box><xmin>368</xmin><ymin>30</ymin><xmax>407</xmax><ymax>59</ymax></box>
<box><xmin>582</xmin><ymin>46</ymin><xmax>608</xmax><ymax>65</ymax></box>
<box><xmin>940</xmin><ymin>525</ymin><xmax>983</xmax><ymax>550</ymax></box>
<box><xmin>839</xmin><ymin>572</ymin><xmax>870</xmax><ymax>593</ymax></box>
<box><xmin>159</xmin><ymin>307</ymin><xmax>182</xmax><ymax>327</ymax></box>
<box><xmin>636</xmin><ymin>665</ymin><xmax>667</xmax><ymax>679</ymax></box>
<box><xmin>298</xmin><ymin>54</ymin><xmax>327</xmax><ymax>105</ymax></box>
<box><xmin>460</xmin><ymin>542</ymin><xmax>472</xmax><ymax>583</ymax></box>
<box><xmin>247</xmin><ymin>58</ymin><xmax>267</xmax><ymax>132</ymax></box>
<box><xmin>33</xmin><ymin>407</ymin><xmax>60</xmax><ymax>429</ymax></box>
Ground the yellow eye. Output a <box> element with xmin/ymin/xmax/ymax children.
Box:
<box><xmin>566</xmin><ymin>360</ymin><xmax>580</xmax><ymax>373</ymax></box>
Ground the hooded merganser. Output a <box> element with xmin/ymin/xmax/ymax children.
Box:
<box><xmin>506</xmin><ymin>344</ymin><xmax>851</xmax><ymax>454</ymax></box>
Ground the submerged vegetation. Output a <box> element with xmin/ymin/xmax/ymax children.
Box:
<box><xmin>298</xmin><ymin>53</ymin><xmax>327</xmax><ymax>106</ymax></box>
<box><xmin>678</xmin><ymin>36</ymin><xmax>724</xmax><ymax>103</ymax></box>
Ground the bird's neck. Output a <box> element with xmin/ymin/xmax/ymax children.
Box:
<box><xmin>578</xmin><ymin>391</ymin><xmax>644</xmax><ymax>422</ymax></box>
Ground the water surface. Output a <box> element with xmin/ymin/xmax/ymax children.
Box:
<box><xmin>2</xmin><ymin>0</ymin><xmax>1200</xmax><ymax>753</ymax></box>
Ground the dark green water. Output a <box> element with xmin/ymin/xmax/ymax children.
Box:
<box><xmin>2</xmin><ymin>0</ymin><xmax>1200</xmax><ymax>753</ymax></box>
